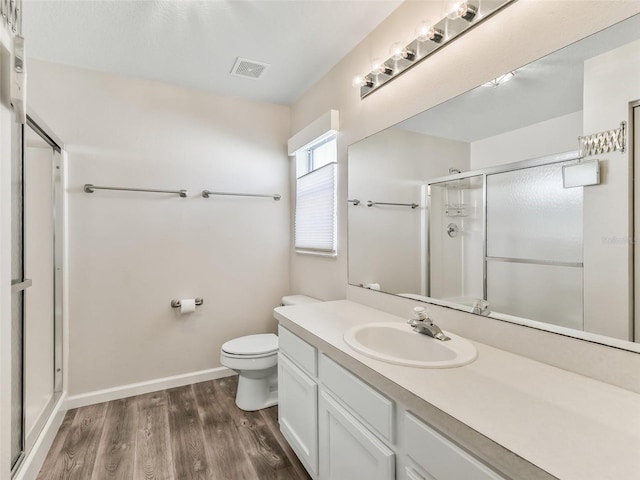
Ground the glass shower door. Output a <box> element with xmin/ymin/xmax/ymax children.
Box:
<box><xmin>428</xmin><ymin>175</ymin><xmax>484</xmax><ymax>304</ymax></box>
<box><xmin>486</xmin><ymin>161</ymin><xmax>584</xmax><ymax>329</ymax></box>
<box><xmin>11</xmin><ymin>117</ymin><xmax>63</xmax><ymax>476</ymax></box>
<box><xmin>11</xmin><ymin>120</ymin><xmax>26</xmax><ymax>472</ymax></box>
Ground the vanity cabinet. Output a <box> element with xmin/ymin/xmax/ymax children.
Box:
<box><xmin>278</xmin><ymin>327</ymin><xmax>319</xmax><ymax>476</ymax></box>
<box><xmin>277</xmin><ymin>325</ymin><xmax>504</xmax><ymax>480</ymax></box>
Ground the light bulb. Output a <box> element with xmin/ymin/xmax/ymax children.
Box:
<box><xmin>445</xmin><ymin>0</ymin><xmax>478</xmax><ymax>22</ymax></box>
<box><xmin>371</xmin><ymin>58</ymin><xmax>384</xmax><ymax>75</ymax></box>
<box><xmin>444</xmin><ymin>1</ymin><xmax>461</xmax><ymax>19</ymax></box>
<box><xmin>457</xmin><ymin>1</ymin><xmax>477</xmax><ymax>21</ymax></box>
<box><xmin>371</xmin><ymin>58</ymin><xmax>393</xmax><ymax>76</ymax></box>
<box><xmin>415</xmin><ymin>21</ymin><xmax>433</xmax><ymax>42</ymax></box>
<box><xmin>428</xmin><ymin>26</ymin><xmax>444</xmax><ymax>43</ymax></box>
<box><xmin>444</xmin><ymin>1</ymin><xmax>477</xmax><ymax>21</ymax></box>
<box><xmin>389</xmin><ymin>42</ymin><xmax>404</xmax><ymax>61</ymax></box>
<box><xmin>352</xmin><ymin>75</ymin><xmax>373</xmax><ymax>89</ymax></box>
<box><xmin>389</xmin><ymin>42</ymin><xmax>415</xmax><ymax>62</ymax></box>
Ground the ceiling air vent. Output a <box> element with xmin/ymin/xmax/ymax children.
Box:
<box><xmin>230</xmin><ymin>57</ymin><xmax>270</xmax><ymax>80</ymax></box>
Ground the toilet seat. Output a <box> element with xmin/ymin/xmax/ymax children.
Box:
<box><xmin>221</xmin><ymin>350</ymin><xmax>277</xmax><ymax>360</ymax></box>
<box><xmin>221</xmin><ymin>333</ymin><xmax>278</xmax><ymax>357</ymax></box>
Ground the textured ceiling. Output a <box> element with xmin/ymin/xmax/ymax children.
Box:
<box><xmin>23</xmin><ymin>0</ymin><xmax>403</xmax><ymax>105</ymax></box>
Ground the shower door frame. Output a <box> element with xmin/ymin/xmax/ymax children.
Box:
<box><xmin>11</xmin><ymin>112</ymin><xmax>65</xmax><ymax>477</ymax></box>
<box><xmin>632</xmin><ymin>100</ymin><xmax>640</xmax><ymax>342</ymax></box>
<box><xmin>425</xmin><ymin>150</ymin><xmax>582</xmax><ymax>301</ymax></box>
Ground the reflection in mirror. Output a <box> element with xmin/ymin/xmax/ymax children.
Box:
<box><xmin>348</xmin><ymin>14</ymin><xmax>640</xmax><ymax>350</ymax></box>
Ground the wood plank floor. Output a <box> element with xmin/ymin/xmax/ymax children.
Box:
<box><xmin>37</xmin><ymin>376</ymin><xmax>311</xmax><ymax>480</ymax></box>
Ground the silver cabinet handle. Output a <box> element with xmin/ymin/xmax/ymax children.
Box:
<box><xmin>11</xmin><ymin>278</ymin><xmax>32</xmax><ymax>293</ymax></box>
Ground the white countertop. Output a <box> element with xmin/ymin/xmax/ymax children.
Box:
<box><xmin>274</xmin><ymin>300</ymin><xmax>640</xmax><ymax>480</ymax></box>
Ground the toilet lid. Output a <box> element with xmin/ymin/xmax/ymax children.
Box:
<box><xmin>222</xmin><ymin>333</ymin><xmax>278</xmax><ymax>356</ymax></box>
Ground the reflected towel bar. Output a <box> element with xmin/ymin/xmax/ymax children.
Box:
<box><xmin>348</xmin><ymin>199</ymin><xmax>360</xmax><ymax>205</ymax></box>
<box><xmin>202</xmin><ymin>190</ymin><xmax>281</xmax><ymax>200</ymax></box>
<box><xmin>84</xmin><ymin>184</ymin><xmax>188</xmax><ymax>198</ymax></box>
<box><xmin>367</xmin><ymin>201</ymin><xmax>419</xmax><ymax>209</ymax></box>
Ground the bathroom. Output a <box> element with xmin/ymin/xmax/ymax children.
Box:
<box><xmin>1</xmin><ymin>1</ymin><xmax>639</xmax><ymax>479</ymax></box>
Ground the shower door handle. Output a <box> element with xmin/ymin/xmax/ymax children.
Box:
<box><xmin>11</xmin><ymin>278</ymin><xmax>32</xmax><ymax>293</ymax></box>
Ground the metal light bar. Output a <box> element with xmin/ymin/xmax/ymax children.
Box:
<box><xmin>358</xmin><ymin>0</ymin><xmax>515</xmax><ymax>99</ymax></box>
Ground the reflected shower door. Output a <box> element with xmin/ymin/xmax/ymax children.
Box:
<box><xmin>486</xmin><ymin>161</ymin><xmax>584</xmax><ymax>329</ymax></box>
<box><xmin>428</xmin><ymin>175</ymin><xmax>484</xmax><ymax>304</ymax></box>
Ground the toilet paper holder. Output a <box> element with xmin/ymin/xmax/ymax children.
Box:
<box><xmin>171</xmin><ymin>298</ymin><xmax>204</xmax><ymax>308</ymax></box>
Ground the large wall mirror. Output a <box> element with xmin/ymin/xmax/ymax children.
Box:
<box><xmin>348</xmin><ymin>14</ymin><xmax>640</xmax><ymax>352</ymax></box>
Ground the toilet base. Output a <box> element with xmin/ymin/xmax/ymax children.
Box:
<box><xmin>234</xmin><ymin>369</ymin><xmax>278</xmax><ymax>411</ymax></box>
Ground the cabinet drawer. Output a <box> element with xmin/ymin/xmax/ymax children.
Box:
<box><xmin>319</xmin><ymin>354</ymin><xmax>394</xmax><ymax>443</ymax></box>
<box><xmin>279</xmin><ymin>325</ymin><xmax>317</xmax><ymax>377</ymax></box>
<box><xmin>405</xmin><ymin>413</ymin><xmax>505</xmax><ymax>480</ymax></box>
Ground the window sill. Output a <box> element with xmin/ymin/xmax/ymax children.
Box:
<box><xmin>295</xmin><ymin>249</ymin><xmax>337</xmax><ymax>258</ymax></box>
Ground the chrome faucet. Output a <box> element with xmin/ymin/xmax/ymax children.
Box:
<box><xmin>472</xmin><ymin>299</ymin><xmax>490</xmax><ymax>316</ymax></box>
<box><xmin>408</xmin><ymin>307</ymin><xmax>450</xmax><ymax>341</ymax></box>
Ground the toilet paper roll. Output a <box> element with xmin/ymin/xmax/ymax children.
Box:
<box><xmin>180</xmin><ymin>298</ymin><xmax>196</xmax><ymax>314</ymax></box>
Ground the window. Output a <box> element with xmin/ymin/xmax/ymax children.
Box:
<box><xmin>295</xmin><ymin>135</ymin><xmax>337</xmax><ymax>256</ymax></box>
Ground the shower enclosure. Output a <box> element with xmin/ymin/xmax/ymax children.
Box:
<box><xmin>427</xmin><ymin>152</ymin><xmax>584</xmax><ymax>330</ymax></box>
<box><xmin>11</xmin><ymin>115</ymin><xmax>64</xmax><ymax>475</ymax></box>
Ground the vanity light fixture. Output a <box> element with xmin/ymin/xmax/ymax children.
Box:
<box><xmin>353</xmin><ymin>0</ymin><xmax>515</xmax><ymax>99</ymax></box>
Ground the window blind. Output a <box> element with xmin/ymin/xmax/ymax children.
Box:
<box><xmin>295</xmin><ymin>162</ymin><xmax>337</xmax><ymax>255</ymax></box>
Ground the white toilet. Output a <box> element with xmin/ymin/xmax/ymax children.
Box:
<box><xmin>220</xmin><ymin>294</ymin><xmax>319</xmax><ymax>411</ymax></box>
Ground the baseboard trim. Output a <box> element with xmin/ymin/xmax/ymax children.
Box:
<box><xmin>13</xmin><ymin>393</ymin><xmax>67</xmax><ymax>480</ymax></box>
<box><xmin>64</xmin><ymin>366</ymin><xmax>235</xmax><ymax>410</ymax></box>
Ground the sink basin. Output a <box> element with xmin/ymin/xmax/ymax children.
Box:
<box><xmin>343</xmin><ymin>322</ymin><xmax>477</xmax><ymax>368</ymax></box>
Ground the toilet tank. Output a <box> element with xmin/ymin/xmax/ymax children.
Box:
<box><xmin>281</xmin><ymin>294</ymin><xmax>320</xmax><ymax>306</ymax></box>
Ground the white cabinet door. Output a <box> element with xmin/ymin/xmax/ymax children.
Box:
<box><xmin>405</xmin><ymin>413</ymin><xmax>504</xmax><ymax>480</ymax></box>
<box><xmin>278</xmin><ymin>353</ymin><xmax>318</xmax><ymax>476</ymax></box>
<box><xmin>319</xmin><ymin>390</ymin><xmax>395</xmax><ymax>480</ymax></box>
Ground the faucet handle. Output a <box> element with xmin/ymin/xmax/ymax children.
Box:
<box><xmin>413</xmin><ymin>306</ymin><xmax>427</xmax><ymax>320</ymax></box>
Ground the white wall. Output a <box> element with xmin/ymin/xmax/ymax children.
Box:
<box><xmin>470</xmin><ymin>110</ymin><xmax>583</xmax><ymax>169</ymax></box>
<box><xmin>348</xmin><ymin>127</ymin><xmax>469</xmax><ymax>294</ymax></box>
<box><xmin>583</xmin><ymin>38</ymin><xmax>640</xmax><ymax>340</ymax></box>
<box><xmin>27</xmin><ymin>59</ymin><xmax>291</xmax><ymax>396</ymax></box>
